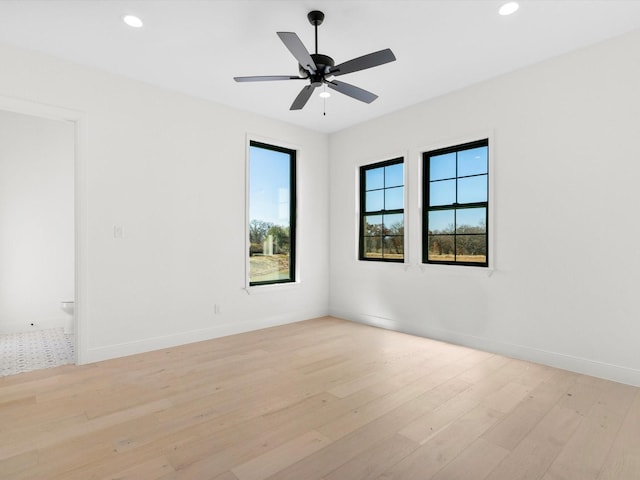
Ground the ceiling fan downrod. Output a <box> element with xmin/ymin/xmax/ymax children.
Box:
<box><xmin>307</xmin><ymin>10</ymin><xmax>324</xmax><ymax>55</ymax></box>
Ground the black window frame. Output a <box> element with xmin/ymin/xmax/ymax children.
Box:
<box><xmin>359</xmin><ymin>157</ymin><xmax>405</xmax><ymax>263</ymax></box>
<box><xmin>248</xmin><ymin>140</ymin><xmax>297</xmax><ymax>286</ymax></box>
<box><xmin>422</xmin><ymin>139</ymin><xmax>489</xmax><ymax>267</ymax></box>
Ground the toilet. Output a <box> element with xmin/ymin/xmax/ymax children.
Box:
<box><xmin>60</xmin><ymin>301</ymin><xmax>75</xmax><ymax>334</ymax></box>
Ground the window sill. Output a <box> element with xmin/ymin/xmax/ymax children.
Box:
<box><xmin>420</xmin><ymin>263</ymin><xmax>494</xmax><ymax>277</ymax></box>
<box><xmin>357</xmin><ymin>259</ymin><xmax>413</xmax><ymax>271</ymax></box>
<box><xmin>244</xmin><ymin>281</ymin><xmax>301</xmax><ymax>295</ymax></box>
<box><xmin>355</xmin><ymin>260</ymin><xmax>493</xmax><ymax>277</ymax></box>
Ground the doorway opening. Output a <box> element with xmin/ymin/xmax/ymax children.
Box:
<box><xmin>0</xmin><ymin>102</ymin><xmax>83</xmax><ymax>376</ymax></box>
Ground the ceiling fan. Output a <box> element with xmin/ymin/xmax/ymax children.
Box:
<box><xmin>233</xmin><ymin>10</ymin><xmax>396</xmax><ymax>110</ymax></box>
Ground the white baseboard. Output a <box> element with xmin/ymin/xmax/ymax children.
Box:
<box><xmin>83</xmin><ymin>310</ymin><xmax>328</xmax><ymax>364</ymax></box>
<box><xmin>0</xmin><ymin>316</ymin><xmax>73</xmax><ymax>335</ymax></box>
<box><xmin>330</xmin><ymin>309</ymin><xmax>640</xmax><ymax>388</ymax></box>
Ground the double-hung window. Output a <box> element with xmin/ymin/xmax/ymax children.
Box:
<box><xmin>423</xmin><ymin>139</ymin><xmax>489</xmax><ymax>266</ymax></box>
<box><xmin>359</xmin><ymin>158</ymin><xmax>404</xmax><ymax>262</ymax></box>
<box><xmin>248</xmin><ymin>141</ymin><xmax>296</xmax><ymax>285</ymax></box>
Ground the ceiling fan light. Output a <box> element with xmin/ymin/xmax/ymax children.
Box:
<box><xmin>319</xmin><ymin>91</ymin><xmax>331</xmax><ymax>98</ymax></box>
<box><xmin>499</xmin><ymin>2</ymin><xmax>519</xmax><ymax>16</ymax></box>
<box><xmin>123</xmin><ymin>14</ymin><xmax>143</xmax><ymax>28</ymax></box>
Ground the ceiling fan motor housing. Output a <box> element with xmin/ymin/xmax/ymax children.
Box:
<box><xmin>299</xmin><ymin>53</ymin><xmax>335</xmax><ymax>86</ymax></box>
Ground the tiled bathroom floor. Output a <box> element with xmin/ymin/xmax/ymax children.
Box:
<box><xmin>0</xmin><ymin>327</ymin><xmax>74</xmax><ymax>377</ymax></box>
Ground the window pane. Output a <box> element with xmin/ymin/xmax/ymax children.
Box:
<box><xmin>385</xmin><ymin>163</ymin><xmax>403</xmax><ymax>188</ymax></box>
<box><xmin>428</xmin><ymin>210</ymin><xmax>454</xmax><ymax>234</ymax></box>
<box><xmin>364</xmin><ymin>214</ymin><xmax>382</xmax><ymax>236</ymax></box>
<box><xmin>430</xmin><ymin>152</ymin><xmax>456</xmax><ymax>181</ymax></box>
<box><xmin>249</xmin><ymin>143</ymin><xmax>294</xmax><ymax>285</ymax></box>
<box><xmin>363</xmin><ymin>236</ymin><xmax>382</xmax><ymax>258</ymax></box>
<box><xmin>383</xmin><ymin>236</ymin><xmax>404</xmax><ymax>259</ymax></box>
<box><xmin>457</xmin><ymin>174</ymin><xmax>487</xmax><ymax>203</ymax></box>
<box><xmin>365</xmin><ymin>190</ymin><xmax>384</xmax><ymax>212</ymax></box>
<box><xmin>456</xmin><ymin>207</ymin><xmax>486</xmax><ymax>233</ymax></box>
<box><xmin>429</xmin><ymin>179</ymin><xmax>456</xmax><ymax>206</ymax></box>
<box><xmin>385</xmin><ymin>186</ymin><xmax>403</xmax><ymax>210</ymax></box>
<box><xmin>427</xmin><ymin>235</ymin><xmax>454</xmax><ymax>262</ymax></box>
<box><xmin>383</xmin><ymin>213</ymin><xmax>403</xmax><ymax>235</ymax></box>
<box><xmin>457</xmin><ymin>146</ymin><xmax>488</xmax><ymax>177</ymax></box>
<box><xmin>366</xmin><ymin>167</ymin><xmax>384</xmax><ymax>191</ymax></box>
<box><xmin>249</xmin><ymin>146</ymin><xmax>291</xmax><ymax>223</ymax></box>
<box><xmin>455</xmin><ymin>235</ymin><xmax>487</xmax><ymax>263</ymax></box>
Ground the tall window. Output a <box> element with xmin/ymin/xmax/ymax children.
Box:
<box><xmin>423</xmin><ymin>139</ymin><xmax>488</xmax><ymax>266</ymax></box>
<box><xmin>248</xmin><ymin>141</ymin><xmax>296</xmax><ymax>285</ymax></box>
<box><xmin>359</xmin><ymin>158</ymin><xmax>404</xmax><ymax>262</ymax></box>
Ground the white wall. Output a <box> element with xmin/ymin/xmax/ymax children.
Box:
<box><xmin>0</xmin><ymin>42</ymin><xmax>329</xmax><ymax>363</ymax></box>
<box><xmin>329</xmin><ymin>29</ymin><xmax>640</xmax><ymax>386</ymax></box>
<box><xmin>0</xmin><ymin>110</ymin><xmax>75</xmax><ymax>334</ymax></box>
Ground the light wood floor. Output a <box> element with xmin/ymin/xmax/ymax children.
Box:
<box><xmin>1</xmin><ymin>317</ymin><xmax>638</xmax><ymax>480</ymax></box>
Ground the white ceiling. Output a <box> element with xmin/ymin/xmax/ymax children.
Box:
<box><xmin>1</xmin><ymin>1</ymin><xmax>639</xmax><ymax>133</ymax></box>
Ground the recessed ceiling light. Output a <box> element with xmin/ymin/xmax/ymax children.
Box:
<box><xmin>499</xmin><ymin>2</ymin><xmax>519</xmax><ymax>16</ymax></box>
<box><xmin>123</xmin><ymin>14</ymin><xmax>143</xmax><ymax>28</ymax></box>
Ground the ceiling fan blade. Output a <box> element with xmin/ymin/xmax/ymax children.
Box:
<box><xmin>234</xmin><ymin>75</ymin><xmax>306</xmax><ymax>82</ymax></box>
<box><xmin>330</xmin><ymin>48</ymin><xmax>396</xmax><ymax>76</ymax></box>
<box><xmin>327</xmin><ymin>80</ymin><xmax>378</xmax><ymax>103</ymax></box>
<box><xmin>290</xmin><ymin>85</ymin><xmax>317</xmax><ymax>110</ymax></box>
<box><xmin>277</xmin><ymin>32</ymin><xmax>317</xmax><ymax>73</ymax></box>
